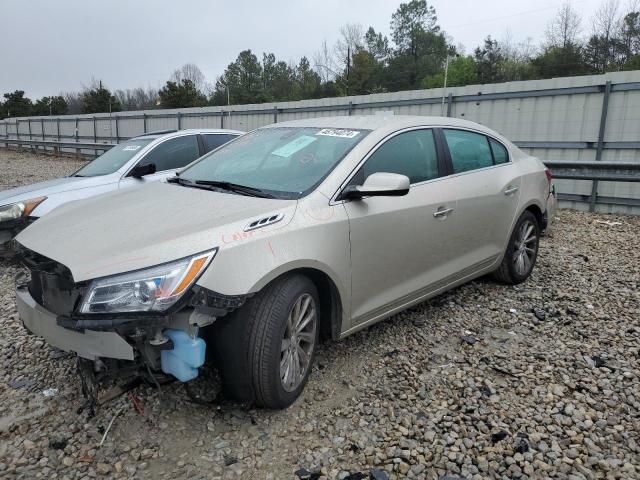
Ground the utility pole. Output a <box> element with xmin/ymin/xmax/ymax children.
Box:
<box><xmin>441</xmin><ymin>54</ymin><xmax>459</xmax><ymax>116</ymax></box>
<box><xmin>346</xmin><ymin>46</ymin><xmax>351</xmax><ymax>96</ymax></box>
<box><xmin>109</xmin><ymin>98</ymin><xmax>113</xmax><ymax>142</ymax></box>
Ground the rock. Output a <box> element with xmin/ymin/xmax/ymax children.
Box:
<box><xmin>369</xmin><ymin>468</ymin><xmax>389</xmax><ymax>480</ymax></box>
<box><xmin>23</xmin><ymin>440</ymin><xmax>36</xmax><ymax>450</ymax></box>
<box><xmin>96</xmin><ymin>463</ymin><xmax>110</xmax><ymax>475</ymax></box>
<box><xmin>515</xmin><ymin>438</ymin><xmax>529</xmax><ymax>453</ymax></box>
<box><xmin>140</xmin><ymin>448</ymin><xmax>154</xmax><ymax>459</ymax></box>
<box><xmin>532</xmin><ymin>308</ymin><xmax>546</xmax><ymax>320</ymax></box>
<box><xmin>491</xmin><ymin>431</ymin><xmax>508</xmax><ymax>444</ymax></box>
<box><xmin>295</xmin><ymin>468</ymin><xmax>321</xmax><ymax>479</ymax></box>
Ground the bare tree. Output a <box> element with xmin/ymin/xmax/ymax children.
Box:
<box><xmin>546</xmin><ymin>2</ymin><xmax>582</xmax><ymax>48</ymax></box>
<box><xmin>171</xmin><ymin>63</ymin><xmax>206</xmax><ymax>91</ymax></box>
<box><xmin>114</xmin><ymin>87</ymin><xmax>159</xmax><ymax>111</ymax></box>
<box><xmin>334</xmin><ymin>23</ymin><xmax>365</xmax><ymax>72</ymax></box>
<box><xmin>61</xmin><ymin>91</ymin><xmax>83</xmax><ymax>114</ymax></box>
<box><xmin>313</xmin><ymin>39</ymin><xmax>336</xmax><ymax>82</ymax></box>
<box><xmin>592</xmin><ymin>0</ymin><xmax>621</xmax><ymax>40</ymax></box>
<box><xmin>502</xmin><ymin>31</ymin><xmax>537</xmax><ymax>61</ymax></box>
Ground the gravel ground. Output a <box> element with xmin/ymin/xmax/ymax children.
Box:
<box><xmin>0</xmin><ymin>150</ymin><xmax>87</xmax><ymax>190</ymax></box>
<box><xmin>0</xmin><ymin>150</ymin><xmax>639</xmax><ymax>479</ymax></box>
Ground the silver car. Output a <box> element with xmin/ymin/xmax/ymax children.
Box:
<box><xmin>0</xmin><ymin>128</ymin><xmax>242</xmax><ymax>254</ymax></box>
<box><xmin>14</xmin><ymin>115</ymin><xmax>556</xmax><ymax>408</ymax></box>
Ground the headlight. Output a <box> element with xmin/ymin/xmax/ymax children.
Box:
<box><xmin>0</xmin><ymin>197</ymin><xmax>46</xmax><ymax>222</ymax></box>
<box><xmin>79</xmin><ymin>249</ymin><xmax>217</xmax><ymax>314</ymax></box>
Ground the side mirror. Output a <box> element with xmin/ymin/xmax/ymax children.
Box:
<box><xmin>341</xmin><ymin>172</ymin><xmax>410</xmax><ymax>200</ymax></box>
<box><xmin>129</xmin><ymin>163</ymin><xmax>157</xmax><ymax>178</ymax></box>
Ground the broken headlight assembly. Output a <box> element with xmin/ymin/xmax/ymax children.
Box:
<box><xmin>0</xmin><ymin>197</ymin><xmax>47</xmax><ymax>223</ymax></box>
<box><xmin>79</xmin><ymin>249</ymin><xmax>217</xmax><ymax>314</ymax></box>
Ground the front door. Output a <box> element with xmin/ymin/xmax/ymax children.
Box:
<box><xmin>119</xmin><ymin>134</ymin><xmax>201</xmax><ymax>189</ymax></box>
<box><xmin>343</xmin><ymin>128</ymin><xmax>460</xmax><ymax>324</ymax></box>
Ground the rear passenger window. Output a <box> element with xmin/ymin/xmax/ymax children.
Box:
<box><xmin>361</xmin><ymin>129</ymin><xmax>439</xmax><ymax>184</ymax></box>
<box><xmin>203</xmin><ymin>134</ymin><xmax>238</xmax><ymax>153</ymax></box>
<box><xmin>444</xmin><ymin>129</ymin><xmax>493</xmax><ymax>174</ymax></box>
<box><xmin>489</xmin><ymin>138</ymin><xmax>509</xmax><ymax>164</ymax></box>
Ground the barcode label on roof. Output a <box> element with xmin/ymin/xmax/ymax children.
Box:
<box><xmin>316</xmin><ymin>129</ymin><xmax>360</xmax><ymax>138</ymax></box>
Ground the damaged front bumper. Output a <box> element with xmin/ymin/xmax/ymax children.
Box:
<box><xmin>14</xmin><ymin>250</ymin><xmax>248</xmax><ymax>385</ymax></box>
<box><xmin>17</xmin><ymin>285</ymin><xmax>135</xmax><ymax>360</ymax></box>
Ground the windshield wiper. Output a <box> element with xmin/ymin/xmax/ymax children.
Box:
<box><xmin>167</xmin><ymin>176</ymin><xmax>189</xmax><ymax>185</ymax></box>
<box><xmin>193</xmin><ymin>180</ymin><xmax>276</xmax><ymax>199</ymax></box>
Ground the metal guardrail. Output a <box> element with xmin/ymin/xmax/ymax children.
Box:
<box><xmin>546</xmin><ymin>160</ymin><xmax>640</xmax><ymax>207</ymax></box>
<box><xmin>546</xmin><ymin>160</ymin><xmax>640</xmax><ymax>182</ymax></box>
<box><xmin>0</xmin><ymin>137</ymin><xmax>638</xmax><ymax>208</ymax></box>
<box><xmin>0</xmin><ymin>137</ymin><xmax>114</xmax><ymax>157</ymax></box>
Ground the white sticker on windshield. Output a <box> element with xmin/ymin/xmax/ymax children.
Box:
<box><xmin>123</xmin><ymin>145</ymin><xmax>141</xmax><ymax>151</ymax></box>
<box><xmin>271</xmin><ymin>135</ymin><xmax>317</xmax><ymax>158</ymax></box>
<box><xmin>316</xmin><ymin>129</ymin><xmax>360</xmax><ymax>139</ymax></box>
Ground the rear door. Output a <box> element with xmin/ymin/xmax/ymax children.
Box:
<box><xmin>343</xmin><ymin>128</ymin><xmax>460</xmax><ymax>324</ymax></box>
<box><xmin>119</xmin><ymin>134</ymin><xmax>201</xmax><ymax>189</ymax></box>
<box><xmin>439</xmin><ymin>128</ymin><xmax>522</xmax><ymax>268</ymax></box>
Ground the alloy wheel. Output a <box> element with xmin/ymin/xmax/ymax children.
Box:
<box><xmin>513</xmin><ymin>219</ymin><xmax>538</xmax><ymax>276</ymax></box>
<box><xmin>280</xmin><ymin>293</ymin><xmax>317</xmax><ymax>392</ymax></box>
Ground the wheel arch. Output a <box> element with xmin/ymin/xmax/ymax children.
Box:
<box><xmin>523</xmin><ymin>202</ymin><xmax>544</xmax><ymax>230</ymax></box>
<box><xmin>249</xmin><ymin>262</ymin><xmax>346</xmax><ymax>341</ymax></box>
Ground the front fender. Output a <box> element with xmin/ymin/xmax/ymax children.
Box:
<box><xmin>195</xmin><ymin>197</ymin><xmax>352</xmax><ymax>329</ymax></box>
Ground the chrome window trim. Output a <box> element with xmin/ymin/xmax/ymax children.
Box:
<box><xmin>440</xmin><ymin>126</ymin><xmax>512</xmax><ymax>165</ymax></box>
<box><xmin>330</xmin><ymin>125</ymin><xmax>514</xmax><ymax>205</ymax></box>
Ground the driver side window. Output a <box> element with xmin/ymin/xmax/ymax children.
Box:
<box><xmin>137</xmin><ymin>135</ymin><xmax>200</xmax><ymax>172</ymax></box>
<box><xmin>354</xmin><ymin>129</ymin><xmax>439</xmax><ymax>185</ymax></box>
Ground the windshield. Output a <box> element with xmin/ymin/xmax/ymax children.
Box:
<box><xmin>75</xmin><ymin>138</ymin><xmax>154</xmax><ymax>177</ymax></box>
<box><xmin>179</xmin><ymin>127</ymin><xmax>368</xmax><ymax>199</ymax></box>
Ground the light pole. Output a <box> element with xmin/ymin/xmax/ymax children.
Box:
<box><xmin>441</xmin><ymin>54</ymin><xmax>459</xmax><ymax>116</ymax></box>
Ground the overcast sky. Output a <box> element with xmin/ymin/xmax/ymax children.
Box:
<box><xmin>1</xmin><ymin>0</ymin><xmax>606</xmax><ymax>98</ymax></box>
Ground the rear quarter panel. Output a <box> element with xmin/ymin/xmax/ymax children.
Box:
<box><xmin>512</xmin><ymin>154</ymin><xmax>548</xmax><ymax>231</ymax></box>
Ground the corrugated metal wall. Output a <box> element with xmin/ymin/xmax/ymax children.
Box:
<box><xmin>2</xmin><ymin>71</ymin><xmax>639</xmax><ymax>213</ymax></box>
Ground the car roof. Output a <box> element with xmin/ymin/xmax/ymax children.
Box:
<box><xmin>263</xmin><ymin>115</ymin><xmax>498</xmax><ymax>136</ymax></box>
<box><xmin>130</xmin><ymin>128</ymin><xmax>244</xmax><ymax>141</ymax></box>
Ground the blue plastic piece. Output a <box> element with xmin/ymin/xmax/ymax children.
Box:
<box><xmin>160</xmin><ymin>329</ymin><xmax>206</xmax><ymax>382</ymax></box>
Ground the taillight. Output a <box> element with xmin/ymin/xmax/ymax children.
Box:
<box><xmin>544</xmin><ymin>168</ymin><xmax>552</xmax><ymax>184</ymax></box>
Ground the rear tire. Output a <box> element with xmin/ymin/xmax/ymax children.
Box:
<box><xmin>493</xmin><ymin>211</ymin><xmax>539</xmax><ymax>284</ymax></box>
<box><xmin>211</xmin><ymin>274</ymin><xmax>319</xmax><ymax>409</ymax></box>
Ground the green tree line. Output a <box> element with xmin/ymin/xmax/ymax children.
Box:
<box><xmin>1</xmin><ymin>0</ymin><xmax>639</xmax><ymax>119</ymax></box>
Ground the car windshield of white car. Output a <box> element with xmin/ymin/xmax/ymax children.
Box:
<box><xmin>74</xmin><ymin>138</ymin><xmax>154</xmax><ymax>177</ymax></box>
<box><xmin>179</xmin><ymin>127</ymin><xmax>369</xmax><ymax>199</ymax></box>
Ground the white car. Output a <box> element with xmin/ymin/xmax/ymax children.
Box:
<box><xmin>0</xmin><ymin>128</ymin><xmax>242</xmax><ymax>254</ymax></box>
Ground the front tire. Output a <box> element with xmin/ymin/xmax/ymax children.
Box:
<box><xmin>211</xmin><ymin>274</ymin><xmax>319</xmax><ymax>409</ymax></box>
<box><xmin>493</xmin><ymin>211</ymin><xmax>540</xmax><ymax>284</ymax></box>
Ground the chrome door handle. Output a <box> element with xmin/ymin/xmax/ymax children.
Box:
<box><xmin>504</xmin><ymin>186</ymin><xmax>519</xmax><ymax>195</ymax></box>
<box><xmin>433</xmin><ymin>207</ymin><xmax>454</xmax><ymax>218</ymax></box>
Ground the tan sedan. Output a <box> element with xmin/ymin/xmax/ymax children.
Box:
<box><xmin>14</xmin><ymin>115</ymin><xmax>556</xmax><ymax>408</ymax></box>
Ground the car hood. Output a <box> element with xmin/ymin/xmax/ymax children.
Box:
<box><xmin>0</xmin><ymin>176</ymin><xmax>104</xmax><ymax>207</ymax></box>
<box><xmin>16</xmin><ymin>181</ymin><xmax>297</xmax><ymax>282</ymax></box>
